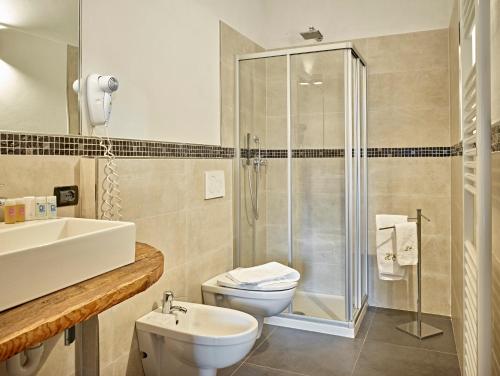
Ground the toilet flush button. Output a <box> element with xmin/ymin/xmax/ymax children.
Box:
<box><xmin>204</xmin><ymin>171</ymin><xmax>225</xmax><ymax>200</ymax></box>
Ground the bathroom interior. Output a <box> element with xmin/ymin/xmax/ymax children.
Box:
<box><xmin>0</xmin><ymin>0</ymin><xmax>498</xmax><ymax>375</ymax></box>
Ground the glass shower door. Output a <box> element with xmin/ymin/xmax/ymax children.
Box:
<box><xmin>290</xmin><ymin>50</ymin><xmax>347</xmax><ymax>321</ymax></box>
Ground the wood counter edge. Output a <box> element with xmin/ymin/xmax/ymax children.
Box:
<box><xmin>0</xmin><ymin>242</ymin><xmax>164</xmax><ymax>361</ymax></box>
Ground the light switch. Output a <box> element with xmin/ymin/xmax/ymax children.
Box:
<box><xmin>205</xmin><ymin>170</ymin><xmax>225</xmax><ymax>200</ymax></box>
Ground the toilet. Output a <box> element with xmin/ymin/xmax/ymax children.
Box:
<box><xmin>136</xmin><ymin>301</ymin><xmax>258</xmax><ymax>376</ymax></box>
<box><xmin>202</xmin><ymin>272</ymin><xmax>297</xmax><ymax>338</ymax></box>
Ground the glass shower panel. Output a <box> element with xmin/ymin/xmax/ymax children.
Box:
<box><xmin>238</xmin><ymin>57</ymin><xmax>267</xmax><ymax>268</ymax></box>
<box><xmin>263</xmin><ymin>56</ymin><xmax>289</xmax><ymax>268</ymax></box>
<box><xmin>238</xmin><ymin>56</ymin><xmax>289</xmax><ymax>270</ymax></box>
<box><xmin>290</xmin><ymin>51</ymin><xmax>346</xmax><ymax>321</ymax></box>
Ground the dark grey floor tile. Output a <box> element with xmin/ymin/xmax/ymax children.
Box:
<box><xmin>352</xmin><ymin>340</ymin><xmax>461</xmax><ymax>376</ymax></box>
<box><xmin>234</xmin><ymin>364</ymin><xmax>306</xmax><ymax>376</ymax></box>
<box><xmin>247</xmin><ymin>326</ymin><xmax>362</xmax><ymax>376</ymax></box>
<box><xmin>355</xmin><ymin>308</ymin><xmax>376</xmax><ymax>340</ymax></box>
<box><xmin>366</xmin><ymin>308</ymin><xmax>457</xmax><ymax>353</ymax></box>
<box><xmin>219</xmin><ymin>325</ymin><xmax>277</xmax><ymax>376</ymax></box>
<box><xmin>219</xmin><ymin>362</ymin><xmax>243</xmax><ymax>376</ymax></box>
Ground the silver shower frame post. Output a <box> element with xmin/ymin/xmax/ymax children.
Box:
<box><xmin>395</xmin><ymin>209</ymin><xmax>444</xmax><ymax>340</ymax></box>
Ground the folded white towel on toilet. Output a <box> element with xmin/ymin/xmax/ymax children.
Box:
<box><xmin>217</xmin><ymin>273</ymin><xmax>298</xmax><ymax>291</ymax></box>
<box><xmin>395</xmin><ymin>222</ymin><xmax>418</xmax><ymax>266</ymax></box>
<box><xmin>376</xmin><ymin>214</ymin><xmax>407</xmax><ymax>281</ymax></box>
<box><xmin>226</xmin><ymin>262</ymin><xmax>300</xmax><ymax>286</ymax></box>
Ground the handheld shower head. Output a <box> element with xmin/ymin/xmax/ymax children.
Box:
<box><xmin>300</xmin><ymin>27</ymin><xmax>323</xmax><ymax>42</ymax></box>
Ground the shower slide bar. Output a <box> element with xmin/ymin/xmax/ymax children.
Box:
<box><xmin>378</xmin><ymin>209</ymin><xmax>443</xmax><ymax>340</ymax></box>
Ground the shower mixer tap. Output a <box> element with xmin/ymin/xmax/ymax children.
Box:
<box><xmin>244</xmin><ymin>133</ymin><xmax>266</xmax><ymax>167</ymax></box>
<box><xmin>244</xmin><ymin>133</ymin><xmax>266</xmax><ymax>221</ymax></box>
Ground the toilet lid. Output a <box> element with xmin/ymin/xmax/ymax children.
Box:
<box><xmin>217</xmin><ymin>274</ymin><xmax>298</xmax><ymax>291</ymax></box>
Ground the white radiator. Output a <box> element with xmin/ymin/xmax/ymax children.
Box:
<box><xmin>460</xmin><ymin>0</ymin><xmax>492</xmax><ymax>375</ymax></box>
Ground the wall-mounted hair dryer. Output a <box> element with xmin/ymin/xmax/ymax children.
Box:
<box><xmin>86</xmin><ymin>74</ymin><xmax>119</xmax><ymax>126</ymax></box>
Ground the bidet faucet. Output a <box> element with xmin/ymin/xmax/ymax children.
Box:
<box><xmin>162</xmin><ymin>291</ymin><xmax>187</xmax><ymax>314</ymax></box>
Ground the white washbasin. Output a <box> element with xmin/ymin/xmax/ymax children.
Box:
<box><xmin>0</xmin><ymin>217</ymin><xmax>136</xmax><ymax>312</ymax></box>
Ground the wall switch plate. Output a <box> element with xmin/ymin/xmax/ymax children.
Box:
<box><xmin>205</xmin><ymin>171</ymin><xmax>225</xmax><ymax>200</ymax></box>
<box><xmin>54</xmin><ymin>185</ymin><xmax>79</xmax><ymax>207</ymax></box>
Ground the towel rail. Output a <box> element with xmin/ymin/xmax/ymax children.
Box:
<box><xmin>378</xmin><ymin>209</ymin><xmax>443</xmax><ymax>340</ymax></box>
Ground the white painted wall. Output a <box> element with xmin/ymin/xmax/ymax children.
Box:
<box><xmin>259</xmin><ymin>0</ymin><xmax>455</xmax><ymax>48</ymax></box>
<box><xmin>81</xmin><ymin>0</ymin><xmax>265</xmax><ymax>144</ymax></box>
<box><xmin>81</xmin><ymin>0</ymin><xmax>453</xmax><ymax>144</ymax></box>
<box><xmin>0</xmin><ymin>29</ymin><xmax>68</xmax><ymax>134</ymax></box>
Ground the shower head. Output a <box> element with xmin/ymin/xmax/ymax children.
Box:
<box><xmin>300</xmin><ymin>27</ymin><xmax>323</xmax><ymax>42</ymax></box>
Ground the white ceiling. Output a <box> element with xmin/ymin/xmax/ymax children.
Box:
<box><xmin>0</xmin><ymin>0</ymin><xmax>79</xmax><ymax>45</ymax></box>
<box><xmin>216</xmin><ymin>0</ymin><xmax>455</xmax><ymax>49</ymax></box>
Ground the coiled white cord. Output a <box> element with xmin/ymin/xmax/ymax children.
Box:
<box><xmin>93</xmin><ymin>125</ymin><xmax>122</xmax><ymax>221</ymax></box>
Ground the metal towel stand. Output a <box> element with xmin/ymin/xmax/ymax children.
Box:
<box><xmin>378</xmin><ymin>209</ymin><xmax>444</xmax><ymax>340</ymax></box>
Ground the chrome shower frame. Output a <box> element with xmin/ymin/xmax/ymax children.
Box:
<box><xmin>234</xmin><ymin>42</ymin><xmax>368</xmax><ymax>337</ymax></box>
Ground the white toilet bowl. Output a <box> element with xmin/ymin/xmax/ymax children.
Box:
<box><xmin>202</xmin><ymin>274</ymin><xmax>297</xmax><ymax>338</ymax></box>
<box><xmin>136</xmin><ymin>302</ymin><xmax>258</xmax><ymax>376</ymax></box>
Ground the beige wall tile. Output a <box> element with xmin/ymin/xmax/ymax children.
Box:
<box><xmin>220</xmin><ymin>22</ymin><xmax>264</xmax><ymax>147</ymax></box>
<box><xmin>354</xmin><ymin>29</ymin><xmax>449</xmax><ymax>75</ymax></box>
<box><xmin>368</xmin><ymin>106</ymin><xmax>450</xmax><ymax>147</ymax></box>
<box><xmin>0</xmin><ymin>155</ymin><xmax>81</xmax><ymax>218</ymax></box>
<box><xmin>94</xmin><ymin>157</ymin><xmax>234</xmax><ymax>374</ymax></box>
<box><xmin>368</xmin><ymin>158</ymin><xmax>451</xmax><ymax>316</ymax></box>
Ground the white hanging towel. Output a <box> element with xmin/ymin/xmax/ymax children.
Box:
<box><xmin>226</xmin><ymin>262</ymin><xmax>300</xmax><ymax>286</ymax></box>
<box><xmin>395</xmin><ymin>222</ymin><xmax>418</xmax><ymax>266</ymax></box>
<box><xmin>376</xmin><ymin>214</ymin><xmax>408</xmax><ymax>280</ymax></box>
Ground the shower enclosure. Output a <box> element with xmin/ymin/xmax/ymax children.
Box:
<box><xmin>234</xmin><ymin>43</ymin><xmax>368</xmax><ymax>336</ymax></box>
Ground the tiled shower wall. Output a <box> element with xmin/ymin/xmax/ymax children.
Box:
<box><xmin>220</xmin><ymin>22</ymin><xmax>268</xmax><ymax>268</ymax></box>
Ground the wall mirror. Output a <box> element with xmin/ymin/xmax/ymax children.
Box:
<box><xmin>0</xmin><ymin>0</ymin><xmax>80</xmax><ymax>135</ymax></box>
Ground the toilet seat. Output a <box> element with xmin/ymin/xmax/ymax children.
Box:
<box><xmin>202</xmin><ymin>274</ymin><xmax>297</xmax><ymax>300</ymax></box>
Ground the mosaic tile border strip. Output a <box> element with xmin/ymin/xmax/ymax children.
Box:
<box><xmin>0</xmin><ymin>132</ymin><xmax>234</xmax><ymax>159</ymax></box>
<box><xmin>367</xmin><ymin>147</ymin><xmax>451</xmax><ymax>158</ymax></box>
<box><xmin>1</xmin><ymin>129</ymin><xmax>498</xmax><ymax>158</ymax></box>
<box><xmin>242</xmin><ymin>147</ymin><xmax>452</xmax><ymax>158</ymax></box>
<box><xmin>241</xmin><ymin>149</ymin><xmax>345</xmax><ymax>158</ymax></box>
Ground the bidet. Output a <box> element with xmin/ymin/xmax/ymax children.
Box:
<box><xmin>136</xmin><ymin>300</ymin><xmax>258</xmax><ymax>376</ymax></box>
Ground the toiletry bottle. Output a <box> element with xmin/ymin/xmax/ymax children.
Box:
<box><xmin>0</xmin><ymin>198</ymin><xmax>6</xmax><ymax>222</ymax></box>
<box><xmin>24</xmin><ymin>196</ymin><xmax>36</xmax><ymax>221</ymax></box>
<box><xmin>4</xmin><ymin>199</ymin><xmax>17</xmax><ymax>224</ymax></box>
<box><xmin>15</xmin><ymin>198</ymin><xmax>25</xmax><ymax>222</ymax></box>
<box><xmin>35</xmin><ymin>196</ymin><xmax>47</xmax><ymax>220</ymax></box>
<box><xmin>47</xmin><ymin>196</ymin><xmax>57</xmax><ymax>219</ymax></box>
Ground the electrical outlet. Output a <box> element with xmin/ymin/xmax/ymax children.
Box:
<box><xmin>54</xmin><ymin>185</ymin><xmax>79</xmax><ymax>207</ymax></box>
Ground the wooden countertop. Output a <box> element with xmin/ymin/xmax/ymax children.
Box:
<box><xmin>0</xmin><ymin>242</ymin><xmax>163</xmax><ymax>361</ymax></box>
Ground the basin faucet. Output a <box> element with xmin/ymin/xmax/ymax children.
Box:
<box><xmin>162</xmin><ymin>291</ymin><xmax>187</xmax><ymax>314</ymax></box>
